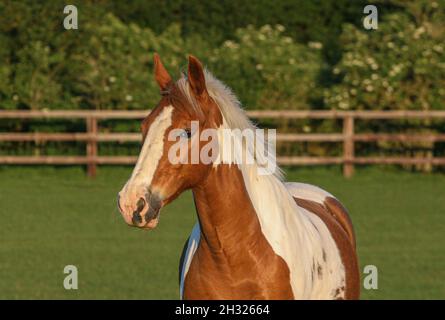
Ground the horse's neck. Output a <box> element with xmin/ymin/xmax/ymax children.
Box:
<box><xmin>192</xmin><ymin>164</ymin><xmax>264</xmax><ymax>255</ymax></box>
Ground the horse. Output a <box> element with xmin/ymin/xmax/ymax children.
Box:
<box><xmin>117</xmin><ymin>54</ymin><xmax>360</xmax><ymax>300</ymax></box>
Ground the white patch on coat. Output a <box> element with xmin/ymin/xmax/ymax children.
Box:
<box><xmin>285</xmin><ymin>182</ymin><xmax>336</xmax><ymax>205</ymax></box>
<box><xmin>179</xmin><ymin>223</ymin><xmax>200</xmax><ymax>299</ymax></box>
<box><xmin>241</xmin><ymin>167</ymin><xmax>345</xmax><ymax>299</ymax></box>
<box><xmin>121</xmin><ymin>106</ymin><xmax>173</xmax><ymax>193</ymax></box>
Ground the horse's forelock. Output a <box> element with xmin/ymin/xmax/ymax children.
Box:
<box><xmin>162</xmin><ymin>82</ymin><xmax>205</xmax><ymax>121</ymax></box>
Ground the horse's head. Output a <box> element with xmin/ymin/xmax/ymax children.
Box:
<box><xmin>117</xmin><ymin>54</ymin><xmax>223</xmax><ymax>229</ymax></box>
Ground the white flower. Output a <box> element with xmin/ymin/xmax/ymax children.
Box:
<box><xmin>413</xmin><ymin>26</ymin><xmax>426</xmax><ymax>39</ymax></box>
<box><xmin>260</xmin><ymin>24</ymin><xmax>272</xmax><ymax>33</ymax></box>
<box><xmin>352</xmin><ymin>59</ymin><xmax>364</xmax><ymax>67</ymax></box>
<box><xmin>366</xmin><ymin>57</ymin><xmax>375</xmax><ymax>64</ymax></box>
<box><xmin>109</xmin><ymin>76</ymin><xmax>116</xmax><ymax>83</ymax></box>
<box><xmin>125</xmin><ymin>95</ymin><xmax>133</xmax><ymax>101</ymax></box>
<box><xmin>283</xmin><ymin>37</ymin><xmax>293</xmax><ymax>44</ymax></box>
<box><xmin>433</xmin><ymin>45</ymin><xmax>443</xmax><ymax>53</ymax></box>
<box><xmin>276</xmin><ymin>24</ymin><xmax>285</xmax><ymax>32</ymax></box>
<box><xmin>256</xmin><ymin>64</ymin><xmax>263</xmax><ymax>70</ymax></box>
<box><xmin>389</xmin><ymin>64</ymin><xmax>403</xmax><ymax>77</ymax></box>
<box><xmin>339</xmin><ymin>102</ymin><xmax>349</xmax><ymax>109</ymax></box>
<box><xmin>223</xmin><ymin>40</ymin><xmax>238</xmax><ymax>49</ymax></box>
<box><xmin>308</xmin><ymin>41</ymin><xmax>323</xmax><ymax>49</ymax></box>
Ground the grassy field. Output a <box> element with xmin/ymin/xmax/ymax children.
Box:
<box><xmin>0</xmin><ymin>165</ymin><xmax>444</xmax><ymax>299</ymax></box>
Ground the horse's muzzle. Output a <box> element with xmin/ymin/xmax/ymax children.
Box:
<box><xmin>117</xmin><ymin>191</ymin><xmax>162</xmax><ymax>229</ymax></box>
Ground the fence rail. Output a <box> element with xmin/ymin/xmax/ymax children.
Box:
<box><xmin>1</xmin><ymin>110</ymin><xmax>445</xmax><ymax>177</ymax></box>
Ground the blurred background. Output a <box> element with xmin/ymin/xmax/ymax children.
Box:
<box><xmin>0</xmin><ymin>0</ymin><xmax>444</xmax><ymax>299</ymax></box>
<box><xmin>1</xmin><ymin>0</ymin><xmax>444</xmax><ymax>162</ymax></box>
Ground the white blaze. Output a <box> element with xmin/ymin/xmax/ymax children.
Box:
<box><xmin>123</xmin><ymin>106</ymin><xmax>173</xmax><ymax>192</ymax></box>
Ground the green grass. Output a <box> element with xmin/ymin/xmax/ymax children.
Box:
<box><xmin>0</xmin><ymin>166</ymin><xmax>444</xmax><ymax>299</ymax></box>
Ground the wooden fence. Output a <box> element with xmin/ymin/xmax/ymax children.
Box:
<box><xmin>1</xmin><ymin>110</ymin><xmax>445</xmax><ymax>177</ymax></box>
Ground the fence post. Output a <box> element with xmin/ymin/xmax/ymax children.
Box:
<box><xmin>343</xmin><ymin>115</ymin><xmax>355</xmax><ymax>178</ymax></box>
<box><xmin>86</xmin><ymin>116</ymin><xmax>98</xmax><ymax>177</ymax></box>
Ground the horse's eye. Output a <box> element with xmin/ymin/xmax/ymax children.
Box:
<box><xmin>179</xmin><ymin>129</ymin><xmax>192</xmax><ymax>139</ymax></box>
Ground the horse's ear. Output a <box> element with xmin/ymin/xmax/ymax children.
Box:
<box><xmin>187</xmin><ymin>55</ymin><xmax>209</xmax><ymax>100</ymax></box>
<box><xmin>153</xmin><ymin>53</ymin><xmax>172</xmax><ymax>91</ymax></box>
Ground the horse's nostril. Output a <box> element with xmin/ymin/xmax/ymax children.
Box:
<box><xmin>144</xmin><ymin>194</ymin><xmax>161</xmax><ymax>222</ymax></box>
<box><xmin>131</xmin><ymin>197</ymin><xmax>146</xmax><ymax>225</ymax></box>
<box><xmin>132</xmin><ymin>211</ymin><xmax>143</xmax><ymax>224</ymax></box>
<box><xmin>136</xmin><ymin>197</ymin><xmax>146</xmax><ymax>214</ymax></box>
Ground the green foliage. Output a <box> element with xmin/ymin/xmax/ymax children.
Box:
<box><xmin>0</xmin><ymin>34</ymin><xmax>14</xmax><ymax>109</ymax></box>
<box><xmin>321</xmin><ymin>1</ymin><xmax>445</xmax><ymax>166</ymax></box>
<box><xmin>69</xmin><ymin>16</ymin><xmax>185</xmax><ymax>110</ymax></box>
<box><xmin>209</xmin><ymin>25</ymin><xmax>322</xmax><ymax>110</ymax></box>
<box><xmin>0</xmin><ymin>5</ymin><xmax>322</xmax><ymax>111</ymax></box>
<box><xmin>324</xmin><ymin>1</ymin><xmax>445</xmax><ymax>111</ymax></box>
<box><xmin>106</xmin><ymin>0</ymin><xmax>367</xmax><ymax>47</ymax></box>
<box><xmin>12</xmin><ymin>41</ymin><xmax>66</xmax><ymax>110</ymax></box>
